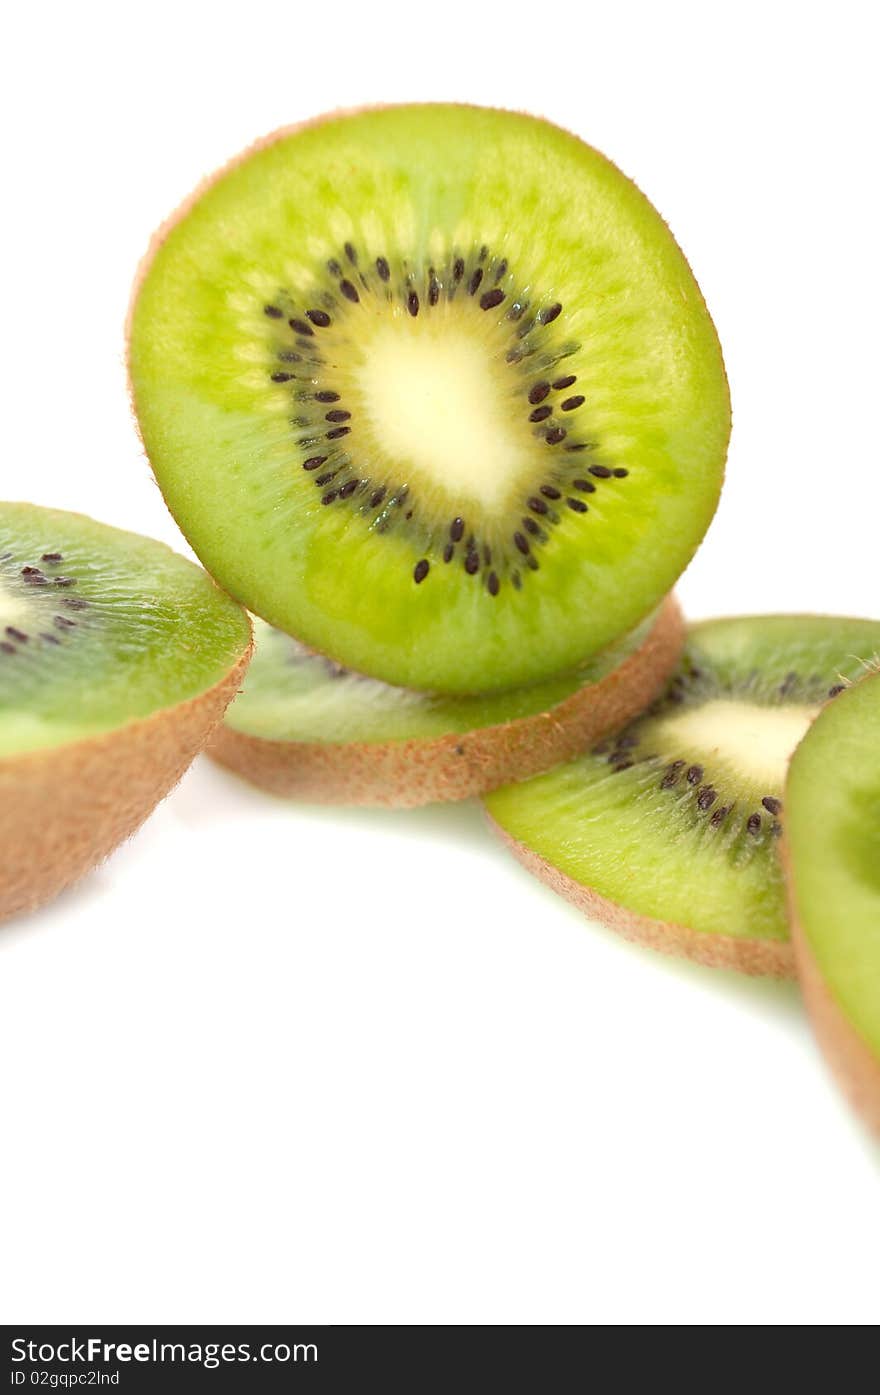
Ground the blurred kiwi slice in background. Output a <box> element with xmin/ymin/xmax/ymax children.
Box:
<box><xmin>785</xmin><ymin>669</ymin><xmax>880</xmax><ymax>1134</ymax></box>
<box><xmin>211</xmin><ymin>597</ymin><xmax>683</xmax><ymax>807</ymax></box>
<box><xmin>485</xmin><ymin>616</ymin><xmax>880</xmax><ymax>976</ymax></box>
<box><xmin>0</xmin><ymin>503</ymin><xmax>251</xmax><ymax>921</ymax></box>
<box><xmin>128</xmin><ymin>104</ymin><xmax>729</xmax><ymax>695</ymax></box>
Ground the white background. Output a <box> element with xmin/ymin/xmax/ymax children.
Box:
<box><xmin>1</xmin><ymin>0</ymin><xmax>877</xmax><ymax>1326</ymax></box>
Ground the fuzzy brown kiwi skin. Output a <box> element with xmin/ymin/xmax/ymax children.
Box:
<box><xmin>0</xmin><ymin>645</ymin><xmax>251</xmax><ymax>924</ymax></box>
<box><xmin>209</xmin><ymin>596</ymin><xmax>685</xmax><ymax>809</ymax></box>
<box><xmin>491</xmin><ymin>824</ymin><xmax>795</xmax><ymax>977</ymax></box>
<box><xmin>125</xmin><ymin>108</ymin><xmax>729</xmax><ymax>673</ymax></box>
<box><xmin>782</xmin><ymin>841</ymin><xmax>880</xmax><ymax>1135</ymax></box>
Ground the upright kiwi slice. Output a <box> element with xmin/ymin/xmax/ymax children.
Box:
<box><xmin>485</xmin><ymin>616</ymin><xmax>880</xmax><ymax>975</ymax></box>
<box><xmin>128</xmin><ymin>105</ymin><xmax>729</xmax><ymax>695</ymax></box>
<box><xmin>210</xmin><ymin>597</ymin><xmax>683</xmax><ymax>807</ymax></box>
<box><xmin>0</xmin><ymin>503</ymin><xmax>251</xmax><ymax>921</ymax></box>
<box><xmin>785</xmin><ymin>671</ymin><xmax>880</xmax><ymax>1133</ymax></box>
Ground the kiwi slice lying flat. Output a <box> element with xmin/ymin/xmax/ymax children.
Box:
<box><xmin>485</xmin><ymin>616</ymin><xmax>880</xmax><ymax>975</ymax></box>
<box><xmin>785</xmin><ymin>671</ymin><xmax>880</xmax><ymax>1133</ymax></box>
<box><xmin>128</xmin><ymin>105</ymin><xmax>729</xmax><ymax>695</ymax></box>
<box><xmin>0</xmin><ymin>503</ymin><xmax>251</xmax><ymax>920</ymax></box>
<box><xmin>210</xmin><ymin>597</ymin><xmax>683</xmax><ymax>807</ymax></box>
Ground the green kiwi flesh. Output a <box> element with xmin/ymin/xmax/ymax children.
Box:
<box><xmin>485</xmin><ymin>616</ymin><xmax>880</xmax><ymax>973</ymax></box>
<box><xmin>128</xmin><ymin>104</ymin><xmax>729</xmax><ymax>695</ymax></box>
<box><xmin>209</xmin><ymin>597</ymin><xmax>683</xmax><ymax>806</ymax></box>
<box><xmin>785</xmin><ymin>671</ymin><xmax>880</xmax><ymax>1130</ymax></box>
<box><xmin>0</xmin><ymin>503</ymin><xmax>250</xmax><ymax>756</ymax></box>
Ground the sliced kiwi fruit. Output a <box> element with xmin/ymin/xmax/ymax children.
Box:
<box><xmin>784</xmin><ymin>670</ymin><xmax>880</xmax><ymax>1133</ymax></box>
<box><xmin>0</xmin><ymin>503</ymin><xmax>252</xmax><ymax>921</ymax></box>
<box><xmin>128</xmin><ymin>104</ymin><xmax>729</xmax><ymax>696</ymax></box>
<box><xmin>484</xmin><ymin>616</ymin><xmax>880</xmax><ymax>975</ymax></box>
<box><xmin>210</xmin><ymin>596</ymin><xmax>683</xmax><ymax>807</ymax></box>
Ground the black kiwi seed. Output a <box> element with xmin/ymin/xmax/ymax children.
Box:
<box><xmin>468</xmin><ymin>268</ymin><xmax>483</xmax><ymax>296</ymax></box>
<box><xmin>264</xmin><ymin>304</ymin><xmax>283</xmax><ymax>318</ymax></box>
<box><xmin>464</xmin><ymin>549</ymin><xmax>480</xmax><ymax>575</ymax></box>
<box><xmin>747</xmin><ymin>813</ymin><xmax>762</xmax><ymax>836</ymax></box>
<box><xmin>487</xmin><ymin>571</ymin><xmax>500</xmax><ymax>596</ymax></box>
<box><xmin>540</xmin><ymin>485</ymin><xmax>561</xmax><ymax>500</ymax></box>
<box><xmin>344</xmin><ymin>242</ymin><xmax>358</xmax><ymax>265</ymax></box>
<box><xmin>513</xmin><ymin>531</ymin><xmax>530</xmax><ymax>555</ymax></box>
<box><xmin>539</xmin><ymin>302</ymin><xmax>562</xmax><ymax>324</ymax></box>
<box><xmin>573</xmin><ymin>479</ymin><xmax>596</xmax><ymax>493</ymax></box>
<box><xmin>828</xmin><ymin>684</ymin><xmax>846</xmax><ymax>697</ymax></box>
<box><xmin>307</xmin><ymin>309</ymin><xmax>331</xmax><ymax>328</ymax></box>
<box><xmin>697</xmin><ymin>786</ymin><xmax>717</xmax><ymax>811</ymax></box>
<box><xmin>325</xmin><ymin>410</ymin><xmax>351</xmax><ymax>422</ymax></box>
<box><xmin>315</xmin><ymin>391</ymin><xmax>339</xmax><ymax>403</ymax></box>
<box><xmin>413</xmin><ymin>559</ymin><xmax>429</xmax><ymax>584</ymax></box>
<box><xmin>561</xmin><ymin>396</ymin><xmax>585</xmax><ymax>411</ymax></box>
<box><xmin>453</xmin><ymin>257</ymin><xmax>465</xmax><ymax>282</ymax></box>
<box><xmin>370</xmin><ymin>488</ymin><xmax>386</xmax><ymax>508</ymax></box>
<box><xmin>529</xmin><ymin>382</ymin><xmax>551</xmax><ymax>404</ymax></box>
<box><xmin>339</xmin><ymin>480</ymin><xmax>358</xmax><ymax>499</ymax></box>
<box><xmin>553</xmin><ymin>375</ymin><xmax>576</xmax><ymax>390</ymax></box>
<box><xmin>41</xmin><ymin>552</ymin><xmax>63</xmax><ymax>563</ymax></box>
<box><xmin>443</xmin><ymin>543</ymin><xmax>454</xmax><ymax>563</ymax></box>
<box><xmin>589</xmin><ymin>465</ymin><xmax>613</xmax><ymax>478</ymax></box>
<box><xmin>5</xmin><ymin>627</ymin><xmax>28</xmax><ymax>642</ymax></box>
<box><xmin>528</xmin><ymin>497</ymin><xmax>549</xmax><ymax>516</ymax></box>
<box><xmin>567</xmin><ymin>498</ymin><xmax>588</xmax><ymax>513</ymax></box>
<box><xmin>530</xmin><ymin>406</ymin><xmax>552</xmax><ymax>423</ymax></box>
<box><xmin>376</xmin><ymin>256</ymin><xmax>390</xmax><ymax>282</ymax></box>
<box><xmin>711</xmin><ymin>806</ymin><xmax>730</xmax><ymax>826</ymax></box>
<box><xmin>408</xmin><ymin>291</ymin><xmax>419</xmax><ymax>317</ymax></box>
<box><xmin>289</xmin><ymin>318</ymin><xmax>313</xmax><ymax>336</ymax></box>
<box><xmin>686</xmin><ymin>765</ymin><xmax>703</xmax><ymax>785</ymax></box>
<box><xmin>303</xmin><ymin>456</ymin><xmax>327</xmax><ymax>470</ymax></box>
<box><xmin>339</xmin><ymin>279</ymin><xmax>359</xmax><ymax>303</ymax></box>
<box><xmin>545</xmin><ymin>428</ymin><xmax>566</xmax><ymax>445</ymax></box>
<box><xmin>450</xmin><ymin>518</ymin><xmax>465</xmax><ymax>542</ymax></box>
<box><xmin>480</xmin><ymin>288</ymin><xmax>505</xmax><ymax>310</ymax></box>
<box><xmin>762</xmin><ymin>796</ymin><xmax>782</xmax><ymax>815</ymax></box>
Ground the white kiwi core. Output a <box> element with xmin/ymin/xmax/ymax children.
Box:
<box><xmin>654</xmin><ymin>699</ymin><xmax>820</xmax><ymax>789</ymax></box>
<box><xmin>352</xmin><ymin>317</ymin><xmax>531</xmax><ymax>512</ymax></box>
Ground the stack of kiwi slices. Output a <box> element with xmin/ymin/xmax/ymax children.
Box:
<box><xmin>6</xmin><ymin>105</ymin><xmax>878</xmax><ymax>1134</ymax></box>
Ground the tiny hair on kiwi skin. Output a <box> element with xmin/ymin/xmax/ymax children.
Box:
<box><xmin>0</xmin><ymin>503</ymin><xmax>252</xmax><ymax>923</ymax></box>
<box><xmin>484</xmin><ymin>614</ymin><xmax>880</xmax><ymax>977</ymax></box>
<box><xmin>127</xmin><ymin>103</ymin><xmax>729</xmax><ymax>696</ymax></box>
<box><xmin>783</xmin><ymin>668</ymin><xmax>880</xmax><ymax>1135</ymax></box>
<box><xmin>210</xmin><ymin>596</ymin><xmax>684</xmax><ymax>808</ymax></box>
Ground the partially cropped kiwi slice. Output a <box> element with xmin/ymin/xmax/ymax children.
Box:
<box><xmin>785</xmin><ymin>671</ymin><xmax>880</xmax><ymax>1133</ymax></box>
<box><xmin>485</xmin><ymin>616</ymin><xmax>880</xmax><ymax>975</ymax></box>
<box><xmin>0</xmin><ymin>503</ymin><xmax>251</xmax><ymax>920</ymax></box>
<box><xmin>128</xmin><ymin>105</ymin><xmax>729</xmax><ymax>695</ymax></box>
<box><xmin>210</xmin><ymin>597</ymin><xmax>683</xmax><ymax>807</ymax></box>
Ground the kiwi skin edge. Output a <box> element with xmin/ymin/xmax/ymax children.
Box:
<box><xmin>0</xmin><ymin>645</ymin><xmax>251</xmax><ymax>924</ymax></box>
<box><xmin>209</xmin><ymin>596</ymin><xmax>684</xmax><ymax>809</ymax></box>
<box><xmin>489</xmin><ymin>793</ymin><xmax>795</xmax><ymax>978</ymax></box>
